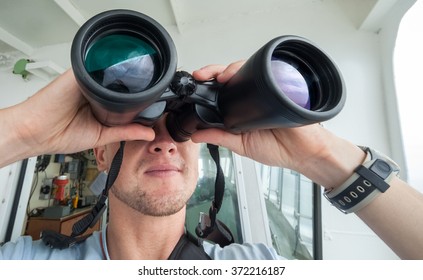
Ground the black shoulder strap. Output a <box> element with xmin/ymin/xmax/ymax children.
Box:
<box><xmin>168</xmin><ymin>232</ymin><xmax>211</xmax><ymax>260</ymax></box>
<box><xmin>195</xmin><ymin>144</ymin><xmax>234</xmax><ymax>247</ymax></box>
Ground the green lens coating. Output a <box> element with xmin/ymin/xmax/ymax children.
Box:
<box><xmin>85</xmin><ymin>34</ymin><xmax>160</xmax><ymax>93</ymax></box>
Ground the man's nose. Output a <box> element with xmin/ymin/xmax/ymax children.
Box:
<box><xmin>148</xmin><ymin>117</ymin><xmax>177</xmax><ymax>154</ymax></box>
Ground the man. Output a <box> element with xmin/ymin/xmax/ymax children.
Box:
<box><xmin>0</xmin><ymin>62</ymin><xmax>422</xmax><ymax>259</ymax></box>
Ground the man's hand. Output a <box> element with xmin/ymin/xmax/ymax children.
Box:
<box><xmin>1</xmin><ymin>69</ymin><xmax>154</xmax><ymax>167</ymax></box>
<box><xmin>191</xmin><ymin>62</ymin><xmax>328</xmax><ymax>170</ymax></box>
<box><xmin>191</xmin><ymin>62</ymin><xmax>366</xmax><ymax>191</ymax></box>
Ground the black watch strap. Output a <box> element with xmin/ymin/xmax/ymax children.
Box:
<box><xmin>324</xmin><ymin>146</ymin><xmax>400</xmax><ymax>214</ymax></box>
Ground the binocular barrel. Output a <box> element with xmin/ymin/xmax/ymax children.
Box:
<box><xmin>71</xmin><ymin>9</ymin><xmax>345</xmax><ymax>142</ymax></box>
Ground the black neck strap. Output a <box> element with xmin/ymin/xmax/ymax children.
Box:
<box><xmin>71</xmin><ymin>141</ymin><xmax>126</xmax><ymax>236</ymax></box>
<box><xmin>195</xmin><ymin>144</ymin><xmax>234</xmax><ymax>247</ymax></box>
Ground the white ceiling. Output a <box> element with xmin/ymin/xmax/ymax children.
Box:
<box><xmin>0</xmin><ymin>0</ymin><xmax>400</xmax><ymax>57</ymax></box>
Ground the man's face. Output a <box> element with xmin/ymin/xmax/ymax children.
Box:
<box><xmin>94</xmin><ymin>116</ymin><xmax>200</xmax><ymax>216</ymax></box>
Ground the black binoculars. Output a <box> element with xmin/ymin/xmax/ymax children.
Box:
<box><xmin>71</xmin><ymin>9</ymin><xmax>345</xmax><ymax>142</ymax></box>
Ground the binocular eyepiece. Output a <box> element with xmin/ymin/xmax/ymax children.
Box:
<box><xmin>71</xmin><ymin>9</ymin><xmax>345</xmax><ymax>142</ymax></box>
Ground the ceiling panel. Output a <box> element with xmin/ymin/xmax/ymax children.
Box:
<box><xmin>0</xmin><ymin>0</ymin><xmax>79</xmax><ymax>51</ymax></box>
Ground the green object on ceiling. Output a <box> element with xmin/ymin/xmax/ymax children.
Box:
<box><xmin>13</xmin><ymin>58</ymin><xmax>31</xmax><ymax>79</ymax></box>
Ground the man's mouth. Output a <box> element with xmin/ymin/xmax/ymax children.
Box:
<box><xmin>144</xmin><ymin>164</ymin><xmax>181</xmax><ymax>177</ymax></box>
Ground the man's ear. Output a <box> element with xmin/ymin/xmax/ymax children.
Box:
<box><xmin>93</xmin><ymin>146</ymin><xmax>108</xmax><ymax>172</ymax></box>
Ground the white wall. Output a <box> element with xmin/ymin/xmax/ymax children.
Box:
<box><xmin>0</xmin><ymin>0</ymin><xmax>416</xmax><ymax>258</ymax></box>
<box><xmin>0</xmin><ymin>159</ymin><xmax>22</xmax><ymax>241</ymax></box>
<box><xmin>0</xmin><ymin>70</ymin><xmax>47</xmax><ymax>108</ymax></box>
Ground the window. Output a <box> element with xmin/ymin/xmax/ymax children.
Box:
<box><xmin>185</xmin><ymin>144</ymin><xmax>321</xmax><ymax>258</ymax></box>
<box><xmin>255</xmin><ymin>164</ymin><xmax>321</xmax><ymax>259</ymax></box>
<box><xmin>394</xmin><ymin>1</ymin><xmax>423</xmax><ymax>192</ymax></box>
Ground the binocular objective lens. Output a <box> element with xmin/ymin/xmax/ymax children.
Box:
<box><xmin>85</xmin><ymin>34</ymin><xmax>160</xmax><ymax>93</ymax></box>
<box><xmin>271</xmin><ymin>58</ymin><xmax>310</xmax><ymax>110</ymax></box>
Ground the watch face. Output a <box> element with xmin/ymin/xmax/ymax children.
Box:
<box><xmin>368</xmin><ymin>147</ymin><xmax>400</xmax><ymax>176</ymax></box>
<box><xmin>370</xmin><ymin>159</ymin><xmax>394</xmax><ymax>180</ymax></box>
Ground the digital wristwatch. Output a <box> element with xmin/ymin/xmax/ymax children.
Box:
<box><xmin>324</xmin><ymin>146</ymin><xmax>400</xmax><ymax>214</ymax></box>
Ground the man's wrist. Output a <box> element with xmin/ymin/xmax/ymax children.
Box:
<box><xmin>0</xmin><ymin>106</ymin><xmax>38</xmax><ymax>167</ymax></box>
<box><xmin>299</xmin><ymin>139</ymin><xmax>366</xmax><ymax>192</ymax></box>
